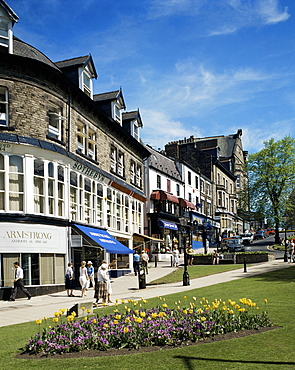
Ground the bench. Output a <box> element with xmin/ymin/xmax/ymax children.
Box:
<box><xmin>219</xmin><ymin>253</ymin><xmax>236</xmax><ymax>264</ymax></box>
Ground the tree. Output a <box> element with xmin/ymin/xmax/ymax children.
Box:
<box><xmin>247</xmin><ymin>136</ymin><xmax>295</xmax><ymax>244</ymax></box>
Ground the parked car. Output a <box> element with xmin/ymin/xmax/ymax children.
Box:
<box><xmin>220</xmin><ymin>238</ymin><xmax>245</xmax><ymax>252</ymax></box>
<box><xmin>266</xmin><ymin>229</ymin><xmax>275</xmax><ymax>236</ymax></box>
<box><xmin>240</xmin><ymin>233</ymin><xmax>253</xmax><ymax>245</ymax></box>
<box><xmin>254</xmin><ymin>230</ymin><xmax>266</xmax><ymax>240</ymax></box>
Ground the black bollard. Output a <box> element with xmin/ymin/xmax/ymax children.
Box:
<box><xmin>154</xmin><ymin>255</ymin><xmax>157</xmax><ymax>268</ymax></box>
<box><xmin>244</xmin><ymin>256</ymin><xmax>247</xmax><ymax>272</ymax></box>
<box><xmin>138</xmin><ymin>268</ymin><xmax>146</xmax><ymax>289</ymax></box>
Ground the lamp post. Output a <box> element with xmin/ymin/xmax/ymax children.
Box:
<box><xmin>282</xmin><ymin>213</ymin><xmax>288</xmax><ymax>262</ymax></box>
<box><xmin>179</xmin><ymin>217</ymin><xmax>190</xmax><ymax>286</ymax></box>
<box><xmin>202</xmin><ymin>220</ymin><xmax>207</xmax><ymax>254</ymax></box>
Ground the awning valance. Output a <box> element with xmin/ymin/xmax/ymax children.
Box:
<box><xmin>179</xmin><ymin>198</ymin><xmax>196</xmax><ymax>210</ymax></box>
<box><xmin>73</xmin><ymin>224</ymin><xmax>134</xmax><ymax>254</ymax></box>
<box><xmin>158</xmin><ymin>220</ymin><xmax>178</xmax><ymax>230</ymax></box>
<box><xmin>150</xmin><ymin>190</ymin><xmax>179</xmax><ymax>204</ymax></box>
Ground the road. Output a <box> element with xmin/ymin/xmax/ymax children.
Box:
<box><xmin>246</xmin><ymin>232</ymin><xmax>294</xmax><ymax>260</ymax></box>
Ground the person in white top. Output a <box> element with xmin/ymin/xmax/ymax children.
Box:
<box><xmin>141</xmin><ymin>250</ymin><xmax>149</xmax><ymax>274</ymax></box>
<box><xmin>9</xmin><ymin>261</ymin><xmax>31</xmax><ymax>301</ymax></box>
<box><xmin>79</xmin><ymin>261</ymin><xmax>89</xmax><ymax>297</ymax></box>
<box><xmin>172</xmin><ymin>247</ymin><xmax>180</xmax><ymax>267</ymax></box>
<box><xmin>95</xmin><ymin>263</ymin><xmax>108</xmax><ymax>303</ymax></box>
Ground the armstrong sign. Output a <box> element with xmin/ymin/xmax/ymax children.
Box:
<box><xmin>0</xmin><ymin>223</ymin><xmax>67</xmax><ymax>253</ymax></box>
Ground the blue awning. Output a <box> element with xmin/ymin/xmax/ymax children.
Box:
<box><xmin>73</xmin><ymin>224</ymin><xmax>134</xmax><ymax>254</ymax></box>
<box><xmin>158</xmin><ymin>220</ymin><xmax>178</xmax><ymax>230</ymax></box>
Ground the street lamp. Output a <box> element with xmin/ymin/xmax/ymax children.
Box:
<box><xmin>202</xmin><ymin>220</ymin><xmax>208</xmax><ymax>254</ymax></box>
<box><xmin>178</xmin><ymin>217</ymin><xmax>190</xmax><ymax>286</ymax></box>
<box><xmin>282</xmin><ymin>213</ymin><xmax>288</xmax><ymax>262</ymax></box>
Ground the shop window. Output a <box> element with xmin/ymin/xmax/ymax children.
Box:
<box><xmin>84</xmin><ymin>178</ymin><xmax>92</xmax><ymax>223</ymax></box>
<box><xmin>9</xmin><ymin>155</ymin><xmax>24</xmax><ymax>211</ymax></box>
<box><xmin>22</xmin><ymin>253</ymin><xmax>40</xmax><ymax>285</ymax></box>
<box><xmin>55</xmin><ymin>254</ymin><xmax>65</xmax><ymax>284</ymax></box>
<box><xmin>0</xmin><ymin>87</ymin><xmax>8</xmax><ymax>126</ymax></box>
<box><xmin>40</xmin><ymin>254</ymin><xmax>54</xmax><ymax>285</ymax></box>
<box><xmin>3</xmin><ymin>253</ymin><xmax>19</xmax><ymax>287</ymax></box>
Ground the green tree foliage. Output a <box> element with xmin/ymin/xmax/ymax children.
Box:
<box><xmin>248</xmin><ymin>136</ymin><xmax>295</xmax><ymax>243</ymax></box>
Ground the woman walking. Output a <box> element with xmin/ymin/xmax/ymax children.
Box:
<box><xmin>94</xmin><ymin>263</ymin><xmax>108</xmax><ymax>304</ymax></box>
<box><xmin>79</xmin><ymin>261</ymin><xmax>88</xmax><ymax>298</ymax></box>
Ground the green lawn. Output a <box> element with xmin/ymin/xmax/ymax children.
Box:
<box><xmin>0</xmin><ymin>266</ymin><xmax>294</xmax><ymax>369</ymax></box>
<box><xmin>148</xmin><ymin>264</ymin><xmax>245</xmax><ymax>284</ymax></box>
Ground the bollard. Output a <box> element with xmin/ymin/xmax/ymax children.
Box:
<box><xmin>244</xmin><ymin>256</ymin><xmax>247</xmax><ymax>272</ymax></box>
<box><xmin>154</xmin><ymin>255</ymin><xmax>157</xmax><ymax>268</ymax></box>
<box><xmin>138</xmin><ymin>268</ymin><xmax>146</xmax><ymax>289</ymax></box>
<box><xmin>171</xmin><ymin>255</ymin><xmax>173</xmax><ymax>267</ymax></box>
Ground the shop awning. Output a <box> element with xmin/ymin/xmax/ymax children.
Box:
<box><xmin>150</xmin><ymin>190</ymin><xmax>179</xmax><ymax>204</ymax></box>
<box><xmin>73</xmin><ymin>224</ymin><xmax>134</xmax><ymax>254</ymax></box>
<box><xmin>179</xmin><ymin>198</ymin><xmax>196</xmax><ymax>210</ymax></box>
<box><xmin>133</xmin><ymin>233</ymin><xmax>164</xmax><ymax>243</ymax></box>
<box><xmin>158</xmin><ymin>220</ymin><xmax>178</xmax><ymax>230</ymax></box>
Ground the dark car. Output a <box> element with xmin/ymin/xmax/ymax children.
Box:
<box><xmin>254</xmin><ymin>230</ymin><xmax>266</xmax><ymax>240</ymax></box>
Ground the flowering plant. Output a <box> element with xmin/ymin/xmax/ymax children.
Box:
<box><xmin>24</xmin><ymin>296</ymin><xmax>272</xmax><ymax>355</ymax></box>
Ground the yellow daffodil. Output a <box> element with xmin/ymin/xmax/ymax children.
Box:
<box><xmin>140</xmin><ymin>312</ymin><xmax>146</xmax><ymax>317</ymax></box>
<box><xmin>67</xmin><ymin>315</ymin><xmax>74</xmax><ymax>322</ymax></box>
<box><xmin>183</xmin><ymin>309</ymin><xmax>188</xmax><ymax>314</ymax></box>
<box><xmin>115</xmin><ymin>314</ymin><xmax>121</xmax><ymax>320</ymax></box>
<box><xmin>147</xmin><ymin>317</ymin><xmax>152</xmax><ymax>321</ymax></box>
<box><xmin>86</xmin><ymin>309</ymin><xmax>91</xmax><ymax>314</ymax></box>
<box><xmin>43</xmin><ymin>316</ymin><xmax>47</xmax><ymax>320</ymax></box>
<box><xmin>264</xmin><ymin>299</ymin><xmax>268</xmax><ymax>304</ymax></box>
<box><xmin>35</xmin><ymin>319</ymin><xmax>42</xmax><ymax>325</ymax></box>
<box><xmin>162</xmin><ymin>303</ymin><xmax>168</xmax><ymax>308</ymax></box>
<box><xmin>229</xmin><ymin>310</ymin><xmax>234</xmax><ymax>314</ymax></box>
<box><xmin>93</xmin><ymin>319</ymin><xmax>97</xmax><ymax>324</ymax></box>
<box><xmin>113</xmin><ymin>320</ymin><xmax>119</xmax><ymax>325</ymax></box>
<box><xmin>192</xmin><ymin>296</ymin><xmax>197</xmax><ymax>301</ymax></box>
<box><xmin>125</xmin><ymin>317</ymin><xmax>131</xmax><ymax>323</ymax></box>
<box><xmin>201</xmin><ymin>317</ymin><xmax>206</xmax><ymax>321</ymax></box>
<box><xmin>54</xmin><ymin>312</ymin><xmax>60</xmax><ymax>317</ymax></box>
<box><xmin>123</xmin><ymin>327</ymin><xmax>129</xmax><ymax>333</ymax></box>
<box><xmin>151</xmin><ymin>313</ymin><xmax>157</xmax><ymax>318</ymax></box>
<box><xmin>83</xmin><ymin>317</ymin><xmax>87</xmax><ymax>321</ymax></box>
<box><xmin>52</xmin><ymin>317</ymin><xmax>58</xmax><ymax>323</ymax></box>
<box><xmin>103</xmin><ymin>323</ymin><xmax>108</xmax><ymax>328</ymax></box>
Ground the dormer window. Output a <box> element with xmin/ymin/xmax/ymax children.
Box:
<box><xmin>133</xmin><ymin>122</ymin><xmax>139</xmax><ymax>141</ymax></box>
<box><xmin>0</xmin><ymin>20</ymin><xmax>9</xmax><ymax>48</ymax></box>
<box><xmin>82</xmin><ymin>67</ymin><xmax>92</xmax><ymax>98</ymax></box>
<box><xmin>0</xmin><ymin>1</ymin><xmax>18</xmax><ymax>54</ymax></box>
<box><xmin>113</xmin><ymin>102</ymin><xmax>122</xmax><ymax>124</ymax></box>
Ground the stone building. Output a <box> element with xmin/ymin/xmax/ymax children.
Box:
<box><xmin>0</xmin><ymin>0</ymin><xmax>149</xmax><ymax>298</ymax></box>
<box><xmin>165</xmin><ymin>130</ymin><xmax>248</xmax><ymax>236</ymax></box>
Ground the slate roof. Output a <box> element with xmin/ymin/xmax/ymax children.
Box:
<box><xmin>13</xmin><ymin>37</ymin><xmax>60</xmax><ymax>71</ymax></box>
<box><xmin>122</xmin><ymin>110</ymin><xmax>143</xmax><ymax>127</ymax></box>
<box><xmin>93</xmin><ymin>90</ymin><xmax>126</xmax><ymax>109</ymax></box>
<box><xmin>147</xmin><ymin>146</ymin><xmax>182</xmax><ymax>181</ymax></box>
<box><xmin>55</xmin><ymin>55</ymin><xmax>98</xmax><ymax>79</ymax></box>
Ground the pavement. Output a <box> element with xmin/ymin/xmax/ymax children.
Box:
<box><xmin>0</xmin><ymin>254</ymin><xmax>293</xmax><ymax>328</ymax></box>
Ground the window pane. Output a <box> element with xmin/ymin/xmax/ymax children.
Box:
<box><xmin>34</xmin><ymin>160</ymin><xmax>44</xmax><ymax>176</ymax></box>
<box><xmin>48</xmin><ymin>162</ymin><xmax>54</xmax><ymax>177</ymax></box>
<box><xmin>0</xmin><ymin>154</ymin><xmax>4</xmax><ymax>170</ymax></box>
<box><xmin>9</xmin><ymin>173</ymin><xmax>23</xmax><ymax>192</ymax></box>
<box><xmin>9</xmin><ymin>155</ymin><xmax>23</xmax><ymax>172</ymax></box>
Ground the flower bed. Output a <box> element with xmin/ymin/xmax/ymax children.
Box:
<box><xmin>24</xmin><ymin>297</ymin><xmax>273</xmax><ymax>355</ymax></box>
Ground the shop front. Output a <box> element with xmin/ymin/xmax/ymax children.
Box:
<box><xmin>0</xmin><ymin>222</ymin><xmax>67</xmax><ymax>300</ymax></box>
<box><xmin>71</xmin><ymin>224</ymin><xmax>134</xmax><ymax>279</ymax></box>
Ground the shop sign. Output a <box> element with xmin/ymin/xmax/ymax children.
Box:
<box><xmin>72</xmin><ymin>161</ymin><xmax>105</xmax><ymax>181</ymax></box>
<box><xmin>0</xmin><ymin>223</ymin><xmax>67</xmax><ymax>253</ymax></box>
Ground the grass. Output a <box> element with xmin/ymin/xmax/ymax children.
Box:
<box><xmin>148</xmin><ymin>264</ymin><xmax>245</xmax><ymax>284</ymax></box>
<box><xmin>0</xmin><ymin>266</ymin><xmax>294</xmax><ymax>369</ymax></box>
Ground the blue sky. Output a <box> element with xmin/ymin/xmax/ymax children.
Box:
<box><xmin>7</xmin><ymin>0</ymin><xmax>295</xmax><ymax>154</ymax></box>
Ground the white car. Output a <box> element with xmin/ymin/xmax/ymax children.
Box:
<box><xmin>240</xmin><ymin>233</ymin><xmax>254</xmax><ymax>245</ymax></box>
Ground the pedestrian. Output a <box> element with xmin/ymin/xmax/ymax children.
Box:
<box><xmin>213</xmin><ymin>250</ymin><xmax>220</xmax><ymax>265</ymax></box>
<box><xmin>86</xmin><ymin>261</ymin><xmax>95</xmax><ymax>288</ymax></box>
<box><xmin>141</xmin><ymin>250</ymin><xmax>149</xmax><ymax>274</ymax></box>
<box><xmin>9</xmin><ymin>261</ymin><xmax>31</xmax><ymax>301</ymax></box>
<box><xmin>94</xmin><ymin>263</ymin><xmax>108</xmax><ymax>304</ymax></box>
<box><xmin>186</xmin><ymin>245</ymin><xmax>194</xmax><ymax>266</ymax></box>
<box><xmin>65</xmin><ymin>262</ymin><xmax>75</xmax><ymax>297</ymax></box>
<box><xmin>172</xmin><ymin>247</ymin><xmax>180</xmax><ymax>267</ymax></box>
<box><xmin>133</xmin><ymin>250</ymin><xmax>140</xmax><ymax>276</ymax></box>
<box><xmin>289</xmin><ymin>240</ymin><xmax>294</xmax><ymax>263</ymax></box>
<box><xmin>79</xmin><ymin>261</ymin><xmax>88</xmax><ymax>298</ymax></box>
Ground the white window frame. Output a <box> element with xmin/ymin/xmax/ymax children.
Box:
<box><xmin>48</xmin><ymin>108</ymin><xmax>65</xmax><ymax>141</ymax></box>
<box><xmin>0</xmin><ymin>86</ymin><xmax>8</xmax><ymax>126</ymax></box>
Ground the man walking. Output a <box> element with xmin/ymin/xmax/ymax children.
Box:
<box><xmin>9</xmin><ymin>261</ymin><xmax>31</xmax><ymax>301</ymax></box>
<box><xmin>133</xmin><ymin>251</ymin><xmax>140</xmax><ymax>276</ymax></box>
<box><xmin>141</xmin><ymin>250</ymin><xmax>149</xmax><ymax>274</ymax></box>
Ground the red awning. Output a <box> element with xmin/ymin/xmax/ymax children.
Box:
<box><xmin>179</xmin><ymin>198</ymin><xmax>196</xmax><ymax>210</ymax></box>
<box><xmin>150</xmin><ymin>190</ymin><xmax>179</xmax><ymax>204</ymax></box>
